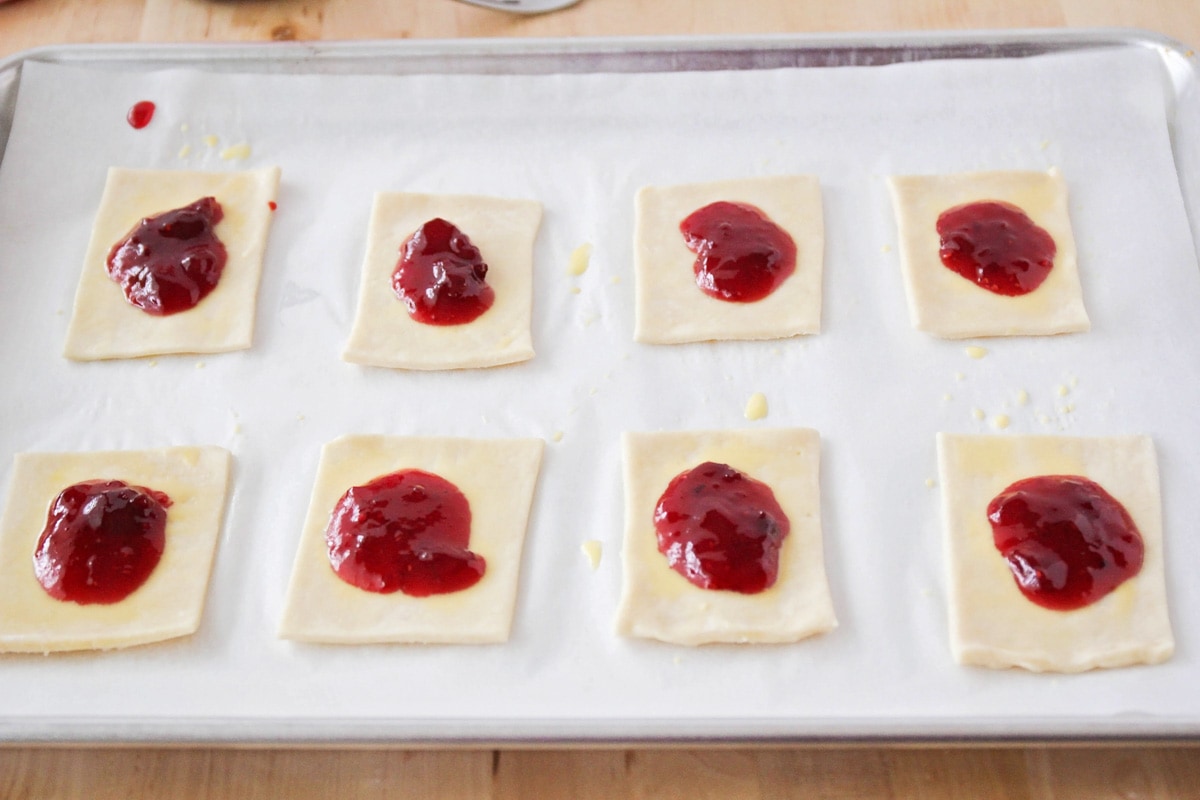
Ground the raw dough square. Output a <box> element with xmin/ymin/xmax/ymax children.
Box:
<box><xmin>633</xmin><ymin>176</ymin><xmax>824</xmax><ymax>344</ymax></box>
<box><xmin>279</xmin><ymin>435</ymin><xmax>544</xmax><ymax>644</ymax></box>
<box><xmin>343</xmin><ymin>193</ymin><xmax>542</xmax><ymax>370</ymax></box>
<box><xmin>615</xmin><ymin>428</ymin><xmax>836</xmax><ymax>645</ymax></box>
<box><xmin>64</xmin><ymin>167</ymin><xmax>281</xmax><ymax>360</ymax></box>
<box><xmin>937</xmin><ymin>433</ymin><xmax>1173</xmax><ymax>672</ymax></box>
<box><xmin>0</xmin><ymin>447</ymin><xmax>232</xmax><ymax>653</ymax></box>
<box><xmin>887</xmin><ymin>169</ymin><xmax>1089</xmax><ymax>338</ymax></box>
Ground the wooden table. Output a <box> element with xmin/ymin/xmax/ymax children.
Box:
<box><xmin>1</xmin><ymin>1</ymin><xmax>1199</xmax><ymax>797</ymax></box>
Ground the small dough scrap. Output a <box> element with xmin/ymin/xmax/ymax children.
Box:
<box><xmin>0</xmin><ymin>447</ymin><xmax>231</xmax><ymax>653</ymax></box>
<box><xmin>937</xmin><ymin>433</ymin><xmax>1173</xmax><ymax>672</ymax></box>
<box><xmin>887</xmin><ymin>169</ymin><xmax>1089</xmax><ymax>338</ymax></box>
<box><xmin>634</xmin><ymin>176</ymin><xmax>824</xmax><ymax>344</ymax></box>
<box><xmin>64</xmin><ymin>167</ymin><xmax>281</xmax><ymax>360</ymax></box>
<box><xmin>279</xmin><ymin>435</ymin><xmax>544</xmax><ymax>644</ymax></box>
<box><xmin>616</xmin><ymin>428</ymin><xmax>835</xmax><ymax>645</ymax></box>
<box><xmin>343</xmin><ymin>193</ymin><xmax>542</xmax><ymax>370</ymax></box>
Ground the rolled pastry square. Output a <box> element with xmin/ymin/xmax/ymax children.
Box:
<box><xmin>64</xmin><ymin>167</ymin><xmax>281</xmax><ymax>360</ymax></box>
<box><xmin>343</xmin><ymin>193</ymin><xmax>542</xmax><ymax>370</ymax></box>
<box><xmin>278</xmin><ymin>435</ymin><xmax>544</xmax><ymax>644</ymax></box>
<box><xmin>615</xmin><ymin>428</ymin><xmax>835</xmax><ymax>645</ymax></box>
<box><xmin>937</xmin><ymin>433</ymin><xmax>1173</xmax><ymax>672</ymax></box>
<box><xmin>0</xmin><ymin>447</ymin><xmax>231</xmax><ymax>653</ymax></box>
<box><xmin>633</xmin><ymin>176</ymin><xmax>824</xmax><ymax>344</ymax></box>
<box><xmin>887</xmin><ymin>169</ymin><xmax>1089</xmax><ymax>338</ymax></box>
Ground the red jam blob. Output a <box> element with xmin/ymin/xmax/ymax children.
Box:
<box><xmin>653</xmin><ymin>461</ymin><xmax>790</xmax><ymax>594</ymax></box>
<box><xmin>106</xmin><ymin>197</ymin><xmax>228</xmax><ymax>316</ymax></box>
<box><xmin>268</xmin><ymin>201</ymin><xmax>277</xmax><ymax>211</ymax></box>
<box><xmin>936</xmin><ymin>201</ymin><xmax>1056</xmax><ymax>296</ymax></box>
<box><xmin>987</xmin><ymin>475</ymin><xmax>1144</xmax><ymax>611</ymax></box>
<box><xmin>392</xmin><ymin>218</ymin><xmax>495</xmax><ymax>326</ymax></box>
<box><xmin>324</xmin><ymin>469</ymin><xmax>485</xmax><ymax>597</ymax></box>
<box><xmin>126</xmin><ymin>100</ymin><xmax>156</xmax><ymax>129</ymax></box>
<box><xmin>679</xmin><ymin>201</ymin><xmax>797</xmax><ymax>303</ymax></box>
<box><xmin>33</xmin><ymin>480</ymin><xmax>171</xmax><ymax>605</ymax></box>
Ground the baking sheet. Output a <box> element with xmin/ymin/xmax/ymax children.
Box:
<box><xmin>1</xmin><ymin>34</ymin><xmax>1200</xmax><ymax>743</ymax></box>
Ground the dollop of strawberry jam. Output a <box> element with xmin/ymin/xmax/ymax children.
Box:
<box><xmin>106</xmin><ymin>197</ymin><xmax>227</xmax><ymax>315</ymax></box>
<box><xmin>653</xmin><ymin>461</ymin><xmax>789</xmax><ymax>593</ymax></box>
<box><xmin>936</xmin><ymin>201</ymin><xmax>1056</xmax><ymax>296</ymax></box>
<box><xmin>325</xmin><ymin>469</ymin><xmax>485</xmax><ymax>597</ymax></box>
<box><xmin>393</xmin><ymin>218</ymin><xmax>495</xmax><ymax>325</ymax></box>
<box><xmin>987</xmin><ymin>475</ymin><xmax>1143</xmax><ymax>611</ymax></box>
<box><xmin>679</xmin><ymin>201</ymin><xmax>797</xmax><ymax>303</ymax></box>
<box><xmin>33</xmin><ymin>480</ymin><xmax>171</xmax><ymax>605</ymax></box>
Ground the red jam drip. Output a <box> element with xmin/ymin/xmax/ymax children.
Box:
<box><xmin>268</xmin><ymin>201</ymin><xmax>277</xmax><ymax>211</ymax></box>
<box><xmin>33</xmin><ymin>480</ymin><xmax>171</xmax><ymax>605</ymax></box>
<box><xmin>126</xmin><ymin>101</ymin><xmax>156</xmax><ymax>129</ymax></box>
<box><xmin>653</xmin><ymin>461</ymin><xmax>790</xmax><ymax>594</ymax></box>
<box><xmin>679</xmin><ymin>201</ymin><xmax>797</xmax><ymax>303</ymax></box>
<box><xmin>392</xmin><ymin>218</ymin><xmax>495</xmax><ymax>326</ymax></box>
<box><xmin>936</xmin><ymin>201</ymin><xmax>1056</xmax><ymax>296</ymax></box>
<box><xmin>106</xmin><ymin>197</ymin><xmax>228</xmax><ymax>316</ymax></box>
<box><xmin>987</xmin><ymin>475</ymin><xmax>1144</xmax><ymax>611</ymax></box>
<box><xmin>324</xmin><ymin>469</ymin><xmax>485</xmax><ymax>597</ymax></box>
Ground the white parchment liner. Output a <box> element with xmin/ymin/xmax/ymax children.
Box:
<box><xmin>0</xmin><ymin>47</ymin><xmax>1198</xmax><ymax>736</ymax></box>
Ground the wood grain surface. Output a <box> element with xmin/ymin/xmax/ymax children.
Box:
<box><xmin>1</xmin><ymin>0</ymin><xmax>1199</xmax><ymax>797</ymax></box>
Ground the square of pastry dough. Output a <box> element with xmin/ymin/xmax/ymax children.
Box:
<box><xmin>0</xmin><ymin>447</ymin><xmax>231</xmax><ymax>653</ymax></box>
<box><xmin>887</xmin><ymin>169</ymin><xmax>1089</xmax><ymax>338</ymax></box>
<box><xmin>278</xmin><ymin>435</ymin><xmax>544</xmax><ymax>644</ymax></box>
<box><xmin>615</xmin><ymin>428</ymin><xmax>836</xmax><ymax>645</ymax></box>
<box><xmin>633</xmin><ymin>176</ymin><xmax>824</xmax><ymax>344</ymax></box>
<box><xmin>343</xmin><ymin>193</ymin><xmax>542</xmax><ymax>370</ymax></box>
<box><xmin>937</xmin><ymin>433</ymin><xmax>1173</xmax><ymax>672</ymax></box>
<box><xmin>64</xmin><ymin>167</ymin><xmax>281</xmax><ymax>360</ymax></box>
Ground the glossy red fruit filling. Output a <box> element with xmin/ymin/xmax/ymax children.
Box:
<box><xmin>33</xmin><ymin>480</ymin><xmax>171</xmax><ymax>605</ymax></box>
<box><xmin>679</xmin><ymin>201</ymin><xmax>797</xmax><ymax>303</ymax></box>
<box><xmin>392</xmin><ymin>218</ymin><xmax>495</xmax><ymax>325</ymax></box>
<box><xmin>106</xmin><ymin>196</ymin><xmax>228</xmax><ymax>315</ymax></box>
<box><xmin>987</xmin><ymin>475</ymin><xmax>1144</xmax><ymax>611</ymax></box>
<box><xmin>936</xmin><ymin>200</ymin><xmax>1056</xmax><ymax>296</ymax></box>
<box><xmin>324</xmin><ymin>469</ymin><xmax>486</xmax><ymax>597</ymax></box>
<box><xmin>653</xmin><ymin>461</ymin><xmax>789</xmax><ymax>593</ymax></box>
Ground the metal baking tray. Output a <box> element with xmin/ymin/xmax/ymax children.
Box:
<box><xmin>1</xmin><ymin>31</ymin><xmax>1199</xmax><ymax>745</ymax></box>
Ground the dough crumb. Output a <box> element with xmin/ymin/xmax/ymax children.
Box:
<box><xmin>1016</xmin><ymin>389</ymin><xmax>1029</xmax><ymax>406</ymax></box>
<box><xmin>552</xmin><ymin>431</ymin><xmax>564</xmax><ymax>442</ymax></box>
<box><xmin>925</xmin><ymin>478</ymin><xmax>936</xmax><ymax>488</ymax></box>
<box><xmin>219</xmin><ymin>143</ymin><xmax>251</xmax><ymax>161</ymax></box>
<box><xmin>954</xmin><ymin>372</ymin><xmax>965</xmax><ymax>382</ymax></box>
<box><xmin>1070</xmin><ymin>375</ymin><xmax>1079</xmax><ymax>388</ymax></box>
<box><xmin>581</xmin><ymin>540</ymin><xmax>602</xmax><ymax>570</ymax></box>
<box><xmin>743</xmin><ymin>392</ymin><xmax>768</xmax><ymax>421</ymax></box>
<box><xmin>195</xmin><ymin>361</ymin><xmax>206</xmax><ymax>369</ymax></box>
<box><xmin>1040</xmin><ymin>139</ymin><xmax>1051</xmax><ymax>150</ymax></box>
<box><xmin>942</xmin><ymin>393</ymin><xmax>953</xmax><ymax>402</ymax></box>
<box><xmin>881</xmin><ymin>244</ymin><xmax>892</xmax><ymax>253</ymax></box>
<box><xmin>610</xmin><ymin>275</ymin><xmax>621</xmax><ymax>285</ymax></box>
<box><xmin>180</xmin><ymin>123</ymin><xmax>190</xmax><ymax>133</ymax></box>
<box><xmin>296</xmin><ymin>414</ymin><xmax>305</xmax><ymax>421</ymax></box>
<box><xmin>1038</xmin><ymin>413</ymin><xmax>1051</xmax><ymax>424</ymax></box>
<box><xmin>1056</xmin><ymin>384</ymin><xmax>1070</xmax><ymax>397</ymax></box>
<box><xmin>964</xmin><ymin>346</ymin><xmax>988</xmax><ymax>359</ymax></box>
<box><xmin>178</xmin><ymin>144</ymin><xmax>191</xmax><ymax>159</ymax></box>
<box><xmin>567</xmin><ymin>242</ymin><xmax>592</xmax><ymax>276</ymax></box>
<box><xmin>1063</xmin><ymin>403</ymin><xmax>1075</xmax><ymax>413</ymax></box>
<box><xmin>569</xmin><ymin>286</ymin><xmax>582</xmax><ymax>295</ymax></box>
<box><xmin>991</xmin><ymin>414</ymin><xmax>1011</xmax><ymax>430</ymax></box>
<box><xmin>971</xmin><ymin>408</ymin><xmax>985</xmax><ymax>421</ymax></box>
<box><xmin>203</xmin><ymin>134</ymin><xmax>218</xmax><ymax>147</ymax></box>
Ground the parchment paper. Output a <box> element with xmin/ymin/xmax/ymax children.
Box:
<box><xmin>1</xmin><ymin>46</ymin><xmax>1198</xmax><ymax>739</ymax></box>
